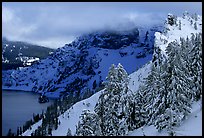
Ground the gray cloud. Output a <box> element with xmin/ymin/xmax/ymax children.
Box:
<box><xmin>2</xmin><ymin>2</ymin><xmax>202</xmax><ymax>49</ymax></box>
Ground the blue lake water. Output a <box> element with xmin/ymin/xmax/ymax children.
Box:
<box><xmin>2</xmin><ymin>90</ymin><xmax>54</xmax><ymax>136</ymax></box>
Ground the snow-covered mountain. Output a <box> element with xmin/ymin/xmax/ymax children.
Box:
<box><xmin>20</xmin><ymin>12</ymin><xmax>202</xmax><ymax>136</ymax></box>
<box><xmin>22</xmin><ymin>61</ymin><xmax>202</xmax><ymax>136</ymax></box>
<box><xmin>2</xmin><ymin>38</ymin><xmax>54</xmax><ymax>70</ymax></box>
<box><xmin>21</xmin><ymin>60</ymin><xmax>152</xmax><ymax>136</ymax></box>
<box><xmin>2</xmin><ymin>25</ymin><xmax>162</xmax><ymax>98</ymax></box>
<box><xmin>154</xmin><ymin>12</ymin><xmax>202</xmax><ymax>55</ymax></box>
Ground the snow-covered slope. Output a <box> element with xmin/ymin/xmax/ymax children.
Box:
<box><xmin>2</xmin><ymin>26</ymin><xmax>162</xmax><ymax>98</ymax></box>
<box><xmin>21</xmin><ymin>60</ymin><xmax>152</xmax><ymax>136</ymax></box>
<box><xmin>154</xmin><ymin>13</ymin><xmax>202</xmax><ymax>55</ymax></box>
<box><xmin>128</xmin><ymin>100</ymin><xmax>202</xmax><ymax>136</ymax></box>
<box><xmin>20</xmin><ymin>12</ymin><xmax>203</xmax><ymax>136</ymax></box>
<box><xmin>2</xmin><ymin>38</ymin><xmax>54</xmax><ymax>70</ymax></box>
<box><xmin>21</xmin><ymin>61</ymin><xmax>202</xmax><ymax>136</ymax></box>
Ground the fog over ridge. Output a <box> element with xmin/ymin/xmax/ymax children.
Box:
<box><xmin>2</xmin><ymin>2</ymin><xmax>202</xmax><ymax>48</ymax></box>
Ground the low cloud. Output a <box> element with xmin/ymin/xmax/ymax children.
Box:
<box><xmin>2</xmin><ymin>6</ymin><xmax>37</xmax><ymax>43</ymax></box>
<box><xmin>2</xmin><ymin>2</ymin><xmax>202</xmax><ymax>49</ymax></box>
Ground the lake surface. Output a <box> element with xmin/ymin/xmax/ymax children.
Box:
<box><xmin>2</xmin><ymin>90</ymin><xmax>54</xmax><ymax>136</ymax></box>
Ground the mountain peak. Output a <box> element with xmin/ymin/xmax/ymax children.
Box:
<box><xmin>155</xmin><ymin>12</ymin><xmax>202</xmax><ymax>55</ymax></box>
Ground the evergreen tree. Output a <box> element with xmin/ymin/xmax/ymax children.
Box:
<box><xmin>54</xmin><ymin>117</ymin><xmax>58</xmax><ymax>130</ymax></box>
<box><xmin>92</xmin><ymin>80</ymin><xmax>97</xmax><ymax>89</ymax></box>
<box><xmin>41</xmin><ymin>117</ymin><xmax>47</xmax><ymax>136</ymax></box>
<box><xmin>48</xmin><ymin>126</ymin><xmax>52</xmax><ymax>136</ymax></box>
<box><xmin>179</xmin><ymin>37</ymin><xmax>193</xmax><ymax>87</ymax></box>
<box><xmin>115</xmin><ymin>63</ymin><xmax>131</xmax><ymax>135</ymax></box>
<box><xmin>141</xmin><ymin>45</ymin><xmax>168</xmax><ymax>126</ymax></box>
<box><xmin>193</xmin><ymin>13</ymin><xmax>198</xmax><ymax>21</ymax></box>
<box><xmin>34</xmin><ymin>129</ymin><xmax>37</xmax><ymax>136</ymax></box>
<box><xmin>95</xmin><ymin>64</ymin><xmax>118</xmax><ymax>136</ymax></box>
<box><xmin>76</xmin><ymin>109</ymin><xmax>101</xmax><ymax>136</ymax></box>
<box><xmin>118</xmin><ymin>92</ymin><xmax>134</xmax><ymax>134</ymax></box>
<box><xmin>17</xmin><ymin>127</ymin><xmax>20</xmax><ymax>136</ymax></box>
<box><xmin>7</xmin><ymin>128</ymin><xmax>13</xmax><ymax>136</ymax></box>
<box><xmin>155</xmin><ymin>41</ymin><xmax>192</xmax><ymax>132</ymax></box>
<box><xmin>94</xmin><ymin>63</ymin><xmax>130</xmax><ymax>136</ymax></box>
<box><xmin>143</xmin><ymin>61</ymin><xmax>166</xmax><ymax>125</ymax></box>
<box><xmin>94</xmin><ymin>91</ymin><xmax>106</xmax><ymax>135</ymax></box>
<box><xmin>190</xmin><ymin>20</ymin><xmax>193</xmax><ymax>25</ymax></box>
<box><xmin>67</xmin><ymin>128</ymin><xmax>72</xmax><ymax>136</ymax></box>
<box><xmin>183</xmin><ymin>11</ymin><xmax>189</xmax><ymax>19</ymax></box>
<box><xmin>129</xmin><ymin>85</ymin><xmax>149</xmax><ymax>129</ymax></box>
<box><xmin>194</xmin><ymin>22</ymin><xmax>197</xmax><ymax>30</ymax></box>
<box><xmin>19</xmin><ymin>126</ymin><xmax>22</xmax><ymax>135</ymax></box>
<box><xmin>189</xmin><ymin>33</ymin><xmax>202</xmax><ymax>101</ymax></box>
<box><xmin>36</xmin><ymin>126</ymin><xmax>42</xmax><ymax>136</ymax></box>
<box><xmin>179</xmin><ymin>20</ymin><xmax>181</xmax><ymax>30</ymax></box>
<box><xmin>190</xmin><ymin>34</ymin><xmax>196</xmax><ymax>45</ymax></box>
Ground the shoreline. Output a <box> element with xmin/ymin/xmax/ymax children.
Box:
<box><xmin>2</xmin><ymin>86</ymin><xmax>33</xmax><ymax>92</ymax></box>
<box><xmin>2</xmin><ymin>87</ymin><xmax>60</xmax><ymax>99</ymax></box>
<box><xmin>2</xmin><ymin>88</ymin><xmax>33</xmax><ymax>92</ymax></box>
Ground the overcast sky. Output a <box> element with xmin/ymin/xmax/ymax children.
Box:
<box><xmin>2</xmin><ymin>2</ymin><xmax>202</xmax><ymax>49</ymax></box>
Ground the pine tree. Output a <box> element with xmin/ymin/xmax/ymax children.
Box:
<box><xmin>116</xmin><ymin>63</ymin><xmax>131</xmax><ymax>135</ymax></box>
<box><xmin>190</xmin><ymin>34</ymin><xmax>196</xmax><ymax>45</ymax></box>
<box><xmin>131</xmin><ymin>85</ymin><xmax>149</xmax><ymax>129</ymax></box>
<box><xmin>118</xmin><ymin>92</ymin><xmax>134</xmax><ymax>133</ymax></box>
<box><xmin>194</xmin><ymin>22</ymin><xmax>197</xmax><ymax>30</ymax></box>
<box><xmin>95</xmin><ymin>64</ymin><xmax>118</xmax><ymax>136</ymax></box>
<box><xmin>183</xmin><ymin>11</ymin><xmax>189</xmax><ymax>19</ymax></box>
<box><xmin>94</xmin><ymin>63</ymin><xmax>130</xmax><ymax>136</ymax></box>
<box><xmin>76</xmin><ymin>110</ymin><xmax>101</xmax><ymax>136</ymax></box>
<box><xmin>179</xmin><ymin>36</ymin><xmax>193</xmax><ymax>89</ymax></box>
<box><xmin>193</xmin><ymin>13</ymin><xmax>198</xmax><ymax>21</ymax></box>
<box><xmin>189</xmin><ymin>33</ymin><xmax>202</xmax><ymax>101</ymax></box>
<box><xmin>190</xmin><ymin>20</ymin><xmax>193</xmax><ymax>25</ymax></box>
<box><xmin>155</xmin><ymin>41</ymin><xmax>192</xmax><ymax>132</ymax></box>
<box><xmin>92</xmin><ymin>80</ymin><xmax>97</xmax><ymax>89</ymax></box>
<box><xmin>48</xmin><ymin>126</ymin><xmax>52</xmax><ymax>136</ymax></box>
<box><xmin>36</xmin><ymin>126</ymin><xmax>42</xmax><ymax>136</ymax></box>
<box><xmin>17</xmin><ymin>127</ymin><xmax>20</xmax><ymax>136</ymax></box>
<box><xmin>7</xmin><ymin>128</ymin><xmax>13</xmax><ymax>136</ymax></box>
<box><xmin>41</xmin><ymin>117</ymin><xmax>47</xmax><ymax>136</ymax></box>
<box><xmin>144</xmin><ymin>62</ymin><xmax>166</xmax><ymax>125</ymax></box>
<box><xmin>94</xmin><ymin>90</ymin><xmax>106</xmax><ymax>135</ymax></box>
<box><xmin>141</xmin><ymin>46</ymin><xmax>168</xmax><ymax>126</ymax></box>
<box><xmin>67</xmin><ymin>128</ymin><xmax>72</xmax><ymax>136</ymax></box>
<box><xmin>179</xmin><ymin>20</ymin><xmax>181</xmax><ymax>30</ymax></box>
<box><xmin>19</xmin><ymin>126</ymin><xmax>22</xmax><ymax>135</ymax></box>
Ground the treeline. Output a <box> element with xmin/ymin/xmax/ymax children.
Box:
<box><xmin>29</xmin><ymin>95</ymin><xmax>80</xmax><ymax>136</ymax></box>
<box><xmin>6</xmin><ymin>112</ymin><xmax>43</xmax><ymax>136</ymax></box>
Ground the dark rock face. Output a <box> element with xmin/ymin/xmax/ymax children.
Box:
<box><xmin>74</xmin><ymin>28</ymin><xmax>140</xmax><ymax>50</ymax></box>
<box><xmin>2</xmin><ymin>26</ymin><xmax>162</xmax><ymax>98</ymax></box>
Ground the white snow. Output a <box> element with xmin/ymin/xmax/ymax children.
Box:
<box><xmin>18</xmin><ymin>13</ymin><xmax>203</xmax><ymax>136</ymax></box>
<box><xmin>128</xmin><ymin>100</ymin><xmax>202</xmax><ymax>136</ymax></box>
<box><xmin>21</xmin><ymin>120</ymin><xmax>42</xmax><ymax>136</ymax></box>
<box><xmin>21</xmin><ymin>61</ymin><xmax>152</xmax><ymax>136</ymax></box>
<box><xmin>21</xmin><ymin>61</ymin><xmax>202</xmax><ymax>136</ymax></box>
<box><xmin>155</xmin><ymin>15</ymin><xmax>202</xmax><ymax>56</ymax></box>
<box><xmin>52</xmin><ymin>91</ymin><xmax>102</xmax><ymax>136</ymax></box>
<box><xmin>27</xmin><ymin>57</ymin><xmax>40</xmax><ymax>63</ymax></box>
<box><xmin>3</xmin><ymin>26</ymin><xmax>158</xmax><ymax>98</ymax></box>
